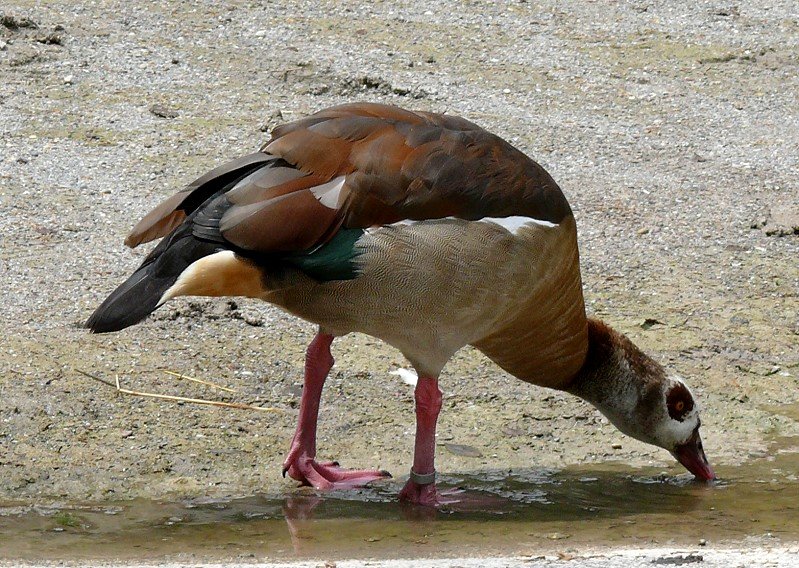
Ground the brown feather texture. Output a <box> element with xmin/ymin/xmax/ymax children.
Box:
<box><xmin>125</xmin><ymin>151</ymin><xmax>276</xmax><ymax>248</ymax></box>
<box><xmin>126</xmin><ymin>102</ymin><xmax>572</xmax><ymax>255</ymax></box>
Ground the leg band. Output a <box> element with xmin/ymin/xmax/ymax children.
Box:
<box><xmin>409</xmin><ymin>469</ymin><xmax>436</xmax><ymax>485</ymax></box>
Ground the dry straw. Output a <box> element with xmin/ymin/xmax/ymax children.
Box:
<box><xmin>75</xmin><ymin>368</ymin><xmax>283</xmax><ymax>413</ymax></box>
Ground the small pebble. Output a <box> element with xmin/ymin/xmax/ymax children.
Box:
<box><xmin>63</xmin><ymin>74</ymin><xmax>74</xmax><ymax>84</ymax></box>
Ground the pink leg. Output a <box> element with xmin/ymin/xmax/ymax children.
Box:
<box><xmin>398</xmin><ymin>376</ymin><xmax>459</xmax><ymax>506</ymax></box>
<box><xmin>282</xmin><ymin>332</ymin><xmax>391</xmax><ymax>489</ymax></box>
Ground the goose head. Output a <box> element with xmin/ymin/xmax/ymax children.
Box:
<box><xmin>569</xmin><ymin>319</ymin><xmax>715</xmax><ymax>481</ymax></box>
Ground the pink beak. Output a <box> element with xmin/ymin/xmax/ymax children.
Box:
<box><xmin>672</xmin><ymin>429</ymin><xmax>715</xmax><ymax>481</ymax></box>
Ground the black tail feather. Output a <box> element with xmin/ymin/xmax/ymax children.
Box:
<box><xmin>85</xmin><ymin>264</ymin><xmax>174</xmax><ymax>333</ymax></box>
<box><xmin>86</xmin><ymin>230</ymin><xmax>220</xmax><ymax>333</ymax></box>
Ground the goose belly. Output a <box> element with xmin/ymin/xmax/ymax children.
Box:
<box><xmin>265</xmin><ymin>216</ymin><xmax>584</xmax><ymax>378</ymax></box>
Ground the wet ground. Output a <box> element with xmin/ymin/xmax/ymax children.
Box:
<box><xmin>3</xmin><ymin>433</ymin><xmax>799</xmax><ymax>562</ymax></box>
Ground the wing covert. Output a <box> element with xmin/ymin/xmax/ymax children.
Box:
<box><xmin>125</xmin><ymin>103</ymin><xmax>572</xmax><ymax>261</ymax></box>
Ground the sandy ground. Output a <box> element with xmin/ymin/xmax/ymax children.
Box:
<box><xmin>1</xmin><ymin>0</ymin><xmax>798</xmax><ymax>523</ymax></box>
<box><xmin>5</xmin><ymin>547</ymin><xmax>799</xmax><ymax>568</ymax></box>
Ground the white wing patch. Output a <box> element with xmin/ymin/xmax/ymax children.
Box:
<box><xmin>372</xmin><ymin>216</ymin><xmax>558</xmax><ymax>234</ymax></box>
<box><xmin>310</xmin><ymin>176</ymin><xmax>346</xmax><ymax>209</ymax></box>
<box><xmin>481</xmin><ymin>216</ymin><xmax>558</xmax><ymax>233</ymax></box>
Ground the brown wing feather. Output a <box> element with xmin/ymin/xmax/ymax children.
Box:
<box><xmin>125</xmin><ymin>190</ymin><xmax>190</xmax><ymax>248</ymax></box>
<box><xmin>125</xmin><ymin>103</ymin><xmax>571</xmax><ymax>258</ymax></box>
<box><xmin>264</xmin><ymin>129</ymin><xmax>352</xmax><ymax>180</ymax></box>
<box><xmin>220</xmin><ymin>176</ymin><xmax>339</xmax><ymax>252</ymax></box>
<box><xmin>125</xmin><ymin>152</ymin><xmax>275</xmax><ymax>248</ymax></box>
<box><xmin>226</xmin><ymin>167</ymin><xmax>308</xmax><ymax>205</ymax></box>
<box><xmin>260</xmin><ymin>104</ymin><xmax>570</xmax><ymax>231</ymax></box>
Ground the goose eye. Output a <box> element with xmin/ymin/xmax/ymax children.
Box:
<box><xmin>666</xmin><ymin>384</ymin><xmax>694</xmax><ymax>421</ymax></box>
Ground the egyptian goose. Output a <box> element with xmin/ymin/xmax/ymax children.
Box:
<box><xmin>87</xmin><ymin>103</ymin><xmax>714</xmax><ymax>506</ymax></box>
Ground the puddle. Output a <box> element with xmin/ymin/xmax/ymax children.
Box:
<box><xmin>2</xmin><ymin>439</ymin><xmax>798</xmax><ymax>562</ymax></box>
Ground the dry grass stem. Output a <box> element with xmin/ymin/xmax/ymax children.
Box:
<box><xmin>74</xmin><ymin>368</ymin><xmax>282</xmax><ymax>413</ymax></box>
<box><xmin>163</xmin><ymin>370</ymin><xmax>238</xmax><ymax>393</ymax></box>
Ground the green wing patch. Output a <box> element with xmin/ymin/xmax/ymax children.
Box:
<box><xmin>284</xmin><ymin>228</ymin><xmax>364</xmax><ymax>281</ymax></box>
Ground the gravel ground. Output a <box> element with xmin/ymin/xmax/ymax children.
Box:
<box><xmin>5</xmin><ymin>547</ymin><xmax>799</xmax><ymax>568</ymax></box>
<box><xmin>1</xmin><ymin>0</ymin><xmax>798</xmax><ymax>516</ymax></box>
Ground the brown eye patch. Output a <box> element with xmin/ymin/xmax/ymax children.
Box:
<box><xmin>666</xmin><ymin>384</ymin><xmax>694</xmax><ymax>421</ymax></box>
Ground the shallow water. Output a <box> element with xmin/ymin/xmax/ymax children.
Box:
<box><xmin>2</xmin><ymin>435</ymin><xmax>798</xmax><ymax>562</ymax></box>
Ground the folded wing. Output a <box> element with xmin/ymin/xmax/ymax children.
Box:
<box><xmin>124</xmin><ymin>102</ymin><xmax>572</xmax><ymax>259</ymax></box>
